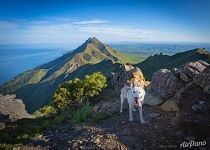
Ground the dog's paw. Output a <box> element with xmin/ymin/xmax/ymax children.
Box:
<box><xmin>129</xmin><ymin>118</ymin><xmax>134</xmax><ymax>122</ymax></box>
<box><xmin>140</xmin><ymin>120</ymin><xmax>145</xmax><ymax>124</ymax></box>
<box><xmin>132</xmin><ymin>108</ymin><xmax>137</xmax><ymax>112</ymax></box>
<box><xmin>120</xmin><ymin>110</ymin><xmax>123</xmax><ymax>113</ymax></box>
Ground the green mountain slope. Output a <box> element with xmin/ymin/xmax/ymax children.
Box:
<box><xmin>136</xmin><ymin>48</ymin><xmax>210</xmax><ymax>80</ymax></box>
<box><xmin>0</xmin><ymin>37</ymin><xmax>126</xmax><ymax>113</ymax></box>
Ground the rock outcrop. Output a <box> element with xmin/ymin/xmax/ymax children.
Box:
<box><xmin>0</xmin><ymin>94</ymin><xmax>31</xmax><ymax>121</ymax></box>
<box><xmin>193</xmin><ymin>66</ymin><xmax>210</xmax><ymax>94</ymax></box>
<box><xmin>108</xmin><ymin>63</ymin><xmax>149</xmax><ymax>93</ymax></box>
<box><xmin>151</xmin><ymin>69</ymin><xmax>183</xmax><ymax>100</ymax></box>
<box><xmin>147</xmin><ymin>60</ymin><xmax>210</xmax><ymax>127</ymax></box>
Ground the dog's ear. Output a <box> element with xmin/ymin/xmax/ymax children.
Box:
<box><xmin>130</xmin><ymin>82</ymin><xmax>134</xmax><ymax>88</ymax></box>
<box><xmin>126</xmin><ymin>80</ymin><xmax>131</xmax><ymax>87</ymax></box>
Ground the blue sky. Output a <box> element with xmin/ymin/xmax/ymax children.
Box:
<box><xmin>0</xmin><ymin>0</ymin><xmax>210</xmax><ymax>46</ymax></box>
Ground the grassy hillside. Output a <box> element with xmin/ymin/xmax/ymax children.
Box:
<box><xmin>121</xmin><ymin>51</ymin><xmax>149</xmax><ymax>64</ymax></box>
<box><xmin>0</xmin><ymin>37</ymin><xmax>126</xmax><ymax>113</ymax></box>
<box><xmin>136</xmin><ymin>48</ymin><xmax>210</xmax><ymax>80</ymax></box>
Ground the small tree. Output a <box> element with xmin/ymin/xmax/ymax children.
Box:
<box><xmin>52</xmin><ymin>72</ymin><xmax>107</xmax><ymax>109</ymax></box>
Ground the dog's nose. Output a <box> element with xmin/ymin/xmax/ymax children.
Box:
<box><xmin>135</xmin><ymin>97</ymin><xmax>138</xmax><ymax>100</ymax></box>
<box><xmin>135</xmin><ymin>99</ymin><xmax>138</xmax><ymax>103</ymax></box>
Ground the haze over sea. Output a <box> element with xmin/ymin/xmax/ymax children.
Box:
<box><xmin>1</xmin><ymin>42</ymin><xmax>210</xmax><ymax>85</ymax></box>
<box><xmin>0</xmin><ymin>47</ymin><xmax>69</xmax><ymax>85</ymax></box>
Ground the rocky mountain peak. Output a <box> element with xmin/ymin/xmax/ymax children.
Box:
<box><xmin>73</xmin><ymin>37</ymin><xmax>105</xmax><ymax>54</ymax></box>
<box><xmin>86</xmin><ymin>37</ymin><xmax>101</xmax><ymax>44</ymax></box>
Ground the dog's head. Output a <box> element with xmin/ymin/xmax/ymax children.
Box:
<box><xmin>131</xmin><ymin>86</ymin><xmax>145</xmax><ymax>106</ymax></box>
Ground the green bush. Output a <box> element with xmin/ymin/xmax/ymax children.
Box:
<box><xmin>83</xmin><ymin>72</ymin><xmax>107</xmax><ymax>98</ymax></box>
<box><xmin>53</xmin><ymin>78</ymin><xmax>84</xmax><ymax>109</ymax></box>
<box><xmin>72</xmin><ymin>102</ymin><xmax>92</xmax><ymax>123</ymax></box>
<box><xmin>53</xmin><ymin>72</ymin><xmax>107</xmax><ymax>109</ymax></box>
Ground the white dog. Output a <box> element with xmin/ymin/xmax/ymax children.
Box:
<box><xmin>120</xmin><ymin>84</ymin><xmax>145</xmax><ymax>123</ymax></box>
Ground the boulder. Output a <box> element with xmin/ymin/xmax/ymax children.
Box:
<box><xmin>159</xmin><ymin>98</ymin><xmax>179</xmax><ymax>112</ymax></box>
<box><xmin>148</xmin><ymin>60</ymin><xmax>210</xmax><ymax>112</ymax></box>
<box><xmin>178</xmin><ymin>60</ymin><xmax>209</xmax><ymax>83</ymax></box>
<box><xmin>144</xmin><ymin>91</ymin><xmax>164</xmax><ymax>106</ymax></box>
<box><xmin>0</xmin><ymin>94</ymin><xmax>31</xmax><ymax>121</ymax></box>
<box><xmin>182</xmin><ymin>61</ymin><xmax>208</xmax><ymax>78</ymax></box>
<box><xmin>179</xmin><ymin>71</ymin><xmax>191</xmax><ymax>82</ymax></box>
<box><xmin>146</xmin><ymin>60</ymin><xmax>210</xmax><ymax>134</ymax></box>
<box><xmin>108</xmin><ymin>64</ymin><xmax>149</xmax><ymax>93</ymax></box>
<box><xmin>193</xmin><ymin>66</ymin><xmax>210</xmax><ymax>94</ymax></box>
<box><xmin>151</xmin><ymin>69</ymin><xmax>183</xmax><ymax>100</ymax></box>
<box><xmin>93</xmin><ymin>99</ymin><xmax>119</xmax><ymax>114</ymax></box>
<box><xmin>176</xmin><ymin>82</ymin><xmax>210</xmax><ymax>125</ymax></box>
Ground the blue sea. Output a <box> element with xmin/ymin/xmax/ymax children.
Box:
<box><xmin>0</xmin><ymin>48</ymin><xmax>69</xmax><ymax>85</ymax></box>
<box><xmin>0</xmin><ymin>43</ymin><xmax>209</xmax><ymax>86</ymax></box>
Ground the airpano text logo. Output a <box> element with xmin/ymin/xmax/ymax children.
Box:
<box><xmin>180</xmin><ymin>140</ymin><xmax>206</xmax><ymax>148</ymax></box>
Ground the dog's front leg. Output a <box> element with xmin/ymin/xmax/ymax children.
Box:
<box><xmin>139</xmin><ymin>105</ymin><xmax>145</xmax><ymax>124</ymax></box>
<box><xmin>129</xmin><ymin>103</ymin><xmax>133</xmax><ymax>121</ymax></box>
<box><xmin>120</xmin><ymin>95</ymin><xmax>124</xmax><ymax>113</ymax></box>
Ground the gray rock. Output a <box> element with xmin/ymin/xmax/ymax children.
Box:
<box><xmin>108</xmin><ymin>64</ymin><xmax>148</xmax><ymax>93</ymax></box>
<box><xmin>151</xmin><ymin>69</ymin><xmax>183</xmax><ymax>100</ymax></box>
<box><xmin>179</xmin><ymin>71</ymin><xmax>191</xmax><ymax>82</ymax></box>
<box><xmin>193</xmin><ymin>66</ymin><xmax>210</xmax><ymax>94</ymax></box>
<box><xmin>192</xmin><ymin>101</ymin><xmax>210</xmax><ymax>113</ymax></box>
<box><xmin>182</xmin><ymin>61</ymin><xmax>208</xmax><ymax>78</ymax></box>
<box><xmin>144</xmin><ymin>90</ymin><xmax>164</xmax><ymax>106</ymax></box>
<box><xmin>0</xmin><ymin>94</ymin><xmax>31</xmax><ymax>121</ymax></box>
<box><xmin>159</xmin><ymin>98</ymin><xmax>179</xmax><ymax>112</ymax></box>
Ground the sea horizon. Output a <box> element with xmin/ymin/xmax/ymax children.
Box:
<box><xmin>1</xmin><ymin>42</ymin><xmax>210</xmax><ymax>85</ymax></box>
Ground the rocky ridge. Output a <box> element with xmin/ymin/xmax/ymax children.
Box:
<box><xmin>145</xmin><ymin>60</ymin><xmax>210</xmax><ymax>128</ymax></box>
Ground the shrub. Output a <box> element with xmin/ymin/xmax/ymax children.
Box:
<box><xmin>83</xmin><ymin>72</ymin><xmax>107</xmax><ymax>98</ymax></box>
<box><xmin>53</xmin><ymin>78</ymin><xmax>84</xmax><ymax>109</ymax></box>
<box><xmin>53</xmin><ymin>72</ymin><xmax>107</xmax><ymax>109</ymax></box>
<box><xmin>72</xmin><ymin>102</ymin><xmax>92</xmax><ymax>123</ymax></box>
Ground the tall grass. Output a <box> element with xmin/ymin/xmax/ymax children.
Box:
<box><xmin>72</xmin><ymin>102</ymin><xmax>92</xmax><ymax>123</ymax></box>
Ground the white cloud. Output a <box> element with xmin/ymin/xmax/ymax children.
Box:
<box><xmin>72</xmin><ymin>19</ymin><xmax>110</xmax><ymax>25</ymax></box>
<box><xmin>0</xmin><ymin>18</ymin><xmax>209</xmax><ymax>45</ymax></box>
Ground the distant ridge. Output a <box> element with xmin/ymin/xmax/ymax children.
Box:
<box><xmin>0</xmin><ymin>37</ymin><xmax>127</xmax><ymax>112</ymax></box>
<box><xmin>136</xmin><ymin>48</ymin><xmax>210</xmax><ymax>79</ymax></box>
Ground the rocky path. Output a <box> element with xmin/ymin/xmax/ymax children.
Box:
<box><xmin>16</xmin><ymin>104</ymin><xmax>207</xmax><ymax>150</ymax></box>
